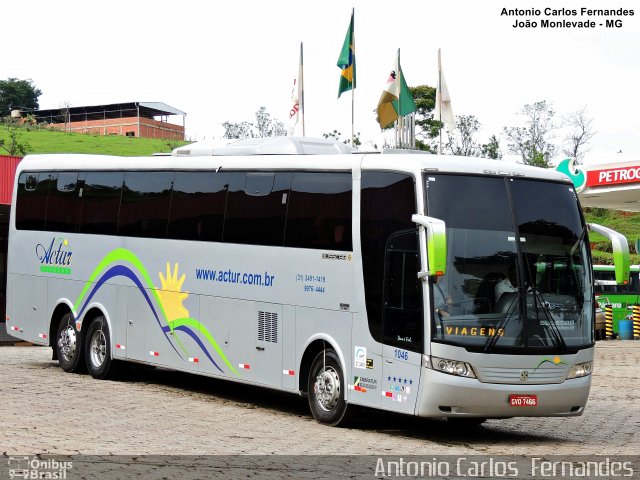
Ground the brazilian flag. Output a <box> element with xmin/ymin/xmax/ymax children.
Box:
<box><xmin>337</xmin><ymin>10</ymin><xmax>355</xmax><ymax>98</ymax></box>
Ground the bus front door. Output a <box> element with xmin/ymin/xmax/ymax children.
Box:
<box><xmin>381</xmin><ymin>230</ymin><xmax>422</xmax><ymax>414</ymax></box>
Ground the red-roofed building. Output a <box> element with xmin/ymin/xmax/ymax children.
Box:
<box><xmin>33</xmin><ymin>102</ymin><xmax>186</xmax><ymax>140</ymax></box>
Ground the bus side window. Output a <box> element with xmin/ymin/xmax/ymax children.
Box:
<box><xmin>223</xmin><ymin>172</ymin><xmax>292</xmax><ymax>247</ymax></box>
<box><xmin>45</xmin><ymin>172</ymin><xmax>82</xmax><ymax>233</ymax></box>
<box><xmin>80</xmin><ymin>172</ymin><xmax>124</xmax><ymax>236</ymax></box>
<box><xmin>284</xmin><ymin>172</ymin><xmax>352</xmax><ymax>251</ymax></box>
<box><xmin>15</xmin><ymin>172</ymin><xmax>53</xmax><ymax>231</ymax></box>
<box><xmin>382</xmin><ymin>230</ymin><xmax>423</xmax><ymax>352</ymax></box>
<box><xmin>118</xmin><ymin>171</ymin><xmax>173</xmax><ymax>239</ymax></box>
<box><xmin>168</xmin><ymin>171</ymin><xmax>228</xmax><ymax>242</ymax></box>
<box><xmin>361</xmin><ymin>171</ymin><xmax>417</xmax><ymax>347</ymax></box>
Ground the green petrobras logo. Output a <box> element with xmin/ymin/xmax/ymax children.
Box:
<box><xmin>556</xmin><ymin>158</ymin><xmax>587</xmax><ymax>192</ymax></box>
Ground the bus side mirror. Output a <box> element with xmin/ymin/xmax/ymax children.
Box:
<box><xmin>588</xmin><ymin>223</ymin><xmax>630</xmax><ymax>285</ymax></box>
<box><xmin>412</xmin><ymin>214</ymin><xmax>447</xmax><ymax>278</ymax></box>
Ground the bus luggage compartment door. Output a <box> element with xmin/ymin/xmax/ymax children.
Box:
<box><xmin>11</xmin><ymin>274</ymin><xmax>47</xmax><ymax>344</ymax></box>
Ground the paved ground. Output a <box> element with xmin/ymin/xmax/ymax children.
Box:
<box><xmin>0</xmin><ymin>341</ymin><xmax>640</xmax><ymax>455</ymax></box>
<box><xmin>0</xmin><ymin>342</ymin><xmax>638</xmax><ymax>457</ymax></box>
<box><xmin>2</xmin><ymin>341</ymin><xmax>639</xmax><ymax>478</ymax></box>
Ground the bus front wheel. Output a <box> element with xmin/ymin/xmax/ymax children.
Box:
<box><xmin>56</xmin><ymin>313</ymin><xmax>85</xmax><ymax>373</ymax></box>
<box><xmin>85</xmin><ymin>316</ymin><xmax>115</xmax><ymax>379</ymax></box>
<box><xmin>308</xmin><ymin>349</ymin><xmax>349</xmax><ymax>426</ymax></box>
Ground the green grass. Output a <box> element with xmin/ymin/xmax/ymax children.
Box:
<box><xmin>0</xmin><ymin>123</ymin><xmax>190</xmax><ymax>156</ymax></box>
<box><xmin>584</xmin><ymin>207</ymin><xmax>640</xmax><ymax>265</ymax></box>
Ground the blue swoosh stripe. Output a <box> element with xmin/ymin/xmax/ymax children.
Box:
<box><xmin>163</xmin><ymin>324</ymin><xmax>224</xmax><ymax>373</ymax></box>
<box><xmin>76</xmin><ymin>264</ymin><xmax>181</xmax><ymax>359</ymax></box>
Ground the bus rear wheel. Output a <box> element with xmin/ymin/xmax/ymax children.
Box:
<box><xmin>85</xmin><ymin>316</ymin><xmax>115</xmax><ymax>379</ymax></box>
<box><xmin>56</xmin><ymin>313</ymin><xmax>85</xmax><ymax>373</ymax></box>
<box><xmin>308</xmin><ymin>349</ymin><xmax>349</xmax><ymax>426</ymax></box>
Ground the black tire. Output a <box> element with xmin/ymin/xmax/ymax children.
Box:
<box><xmin>56</xmin><ymin>313</ymin><xmax>85</xmax><ymax>373</ymax></box>
<box><xmin>85</xmin><ymin>315</ymin><xmax>116</xmax><ymax>379</ymax></box>
<box><xmin>307</xmin><ymin>349</ymin><xmax>349</xmax><ymax>426</ymax></box>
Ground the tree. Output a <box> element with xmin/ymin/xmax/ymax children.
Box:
<box><xmin>59</xmin><ymin>101</ymin><xmax>72</xmax><ymax>133</ymax></box>
<box><xmin>408</xmin><ymin>85</ymin><xmax>440</xmax><ymax>152</ymax></box>
<box><xmin>222</xmin><ymin>107</ymin><xmax>286</xmax><ymax>140</ymax></box>
<box><xmin>444</xmin><ymin>115</ymin><xmax>481</xmax><ymax>156</ymax></box>
<box><xmin>480</xmin><ymin>134</ymin><xmax>502</xmax><ymax>160</ymax></box>
<box><xmin>0</xmin><ymin>78</ymin><xmax>42</xmax><ymax>116</ymax></box>
<box><xmin>563</xmin><ymin>107</ymin><xmax>596</xmax><ymax>164</ymax></box>
<box><xmin>254</xmin><ymin>107</ymin><xmax>287</xmax><ymax>137</ymax></box>
<box><xmin>1</xmin><ymin>119</ymin><xmax>31</xmax><ymax>155</ymax></box>
<box><xmin>503</xmin><ymin>100</ymin><xmax>557</xmax><ymax>167</ymax></box>
<box><xmin>222</xmin><ymin>120</ymin><xmax>254</xmax><ymax>140</ymax></box>
<box><xmin>322</xmin><ymin>130</ymin><xmax>361</xmax><ymax>147</ymax></box>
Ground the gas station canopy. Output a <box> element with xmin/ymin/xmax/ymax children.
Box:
<box><xmin>556</xmin><ymin>159</ymin><xmax>640</xmax><ymax>212</ymax></box>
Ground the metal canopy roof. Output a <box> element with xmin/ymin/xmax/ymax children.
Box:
<box><xmin>34</xmin><ymin>102</ymin><xmax>186</xmax><ymax>122</ymax></box>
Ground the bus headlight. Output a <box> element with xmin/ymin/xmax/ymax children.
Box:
<box><xmin>423</xmin><ymin>355</ymin><xmax>476</xmax><ymax>379</ymax></box>
<box><xmin>566</xmin><ymin>361</ymin><xmax>593</xmax><ymax>379</ymax></box>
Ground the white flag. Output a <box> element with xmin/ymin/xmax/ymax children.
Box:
<box><xmin>288</xmin><ymin>43</ymin><xmax>304</xmax><ymax>136</ymax></box>
<box><xmin>288</xmin><ymin>78</ymin><xmax>300</xmax><ymax>134</ymax></box>
<box><xmin>435</xmin><ymin>49</ymin><xmax>456</xmax><ymax>132</ymax></box>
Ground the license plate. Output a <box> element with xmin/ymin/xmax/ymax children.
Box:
<box><xmin>509</xmin><ymin>394</ymin><xmax>538</xmax><ymax>407</ymax></box>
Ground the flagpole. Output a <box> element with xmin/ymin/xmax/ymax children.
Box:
<box><xmin>351</xmin><ymin>8</ymin><xmax>355</xmax><ymax>146</ymax></box>
<box><xmin>300</xmin><ymin>42</ymin><xmax>305</xmax><ymax>137</ymax></box>
<box><xmin>438</xmin><ymin>48</ymin><xmax>442</xmax><ymax>155</ymax></box>
<box><xmin>351</xmin><ymin>88</ymin><xmax>355</xmax><ymax>146</ymax></box>
<box><xmin>397</xmin><ymin>48</ymin><xmax>401</xmax><ymax>148</ymax></box>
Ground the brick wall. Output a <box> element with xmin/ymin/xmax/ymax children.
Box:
<box><xmin>48</xmin><ymin>117</ymin><xmax>184</xmax><ymax>140</ymax></box>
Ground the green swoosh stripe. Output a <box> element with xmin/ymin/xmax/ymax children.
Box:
<box><xmin>170</xmin><ymin>317</ymin><xmax>239</xmax><ymax>376</ymax></box>
<box><xmin>534</xmin><ymin>358</ymin><xmax>569</xmax><ymax>371</ymax></box>
<box><xmin>73</xmin><ymin>248</ymin><xmax>169</xmax><ymax>324</ymax></box>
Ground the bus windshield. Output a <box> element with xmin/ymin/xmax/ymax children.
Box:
<box><xmin>427</xmin><ymin>175</ymin><xmax>593</xmax><ymax>353</ymax></box>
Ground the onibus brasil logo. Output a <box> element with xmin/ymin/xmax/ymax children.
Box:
<box><xmin>36</xmin><ymin>237</ymin><xmax>73</xmax><ymax>274</ymax></box>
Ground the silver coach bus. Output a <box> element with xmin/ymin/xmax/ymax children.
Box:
<box><xmin>5</xmin><ymin>137</ymin><xmax>629</xmax><ymax>425</ymax></box>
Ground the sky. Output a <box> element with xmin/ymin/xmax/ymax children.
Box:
<box><xmin>4</xmin><ymin>0</ymin><xmax>640</xmax><ymax>164</ymax></box>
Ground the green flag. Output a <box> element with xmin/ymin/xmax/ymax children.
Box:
<box><xmin>377</xmin><ymin>50</ymin><xmax>416</xmax><ymax>129</ymax></box>
<box><xmin>337</xmin><ymin>11</ymin><xmax>355</xmax><ymax>98</ymax></box>
<box><xmin>392</xmin><ymin>68</ymin><xmax>416</xmax><ymax>116</ymax></box>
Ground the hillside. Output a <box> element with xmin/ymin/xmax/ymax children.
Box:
<box><xmin>584</xmin><ymin>208</ymin><xmax>640</xmax><ymax>265</ymax></box>
<box><xmin>0</xmin><ymin>123</ymin><xmax>190</xmax><ymax>156</ymax></box>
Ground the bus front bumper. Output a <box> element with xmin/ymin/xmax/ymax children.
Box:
<box><xmin>415</xmin><ymin>368</ymin><xmax>591</xmax><ymax>418</ymax></box>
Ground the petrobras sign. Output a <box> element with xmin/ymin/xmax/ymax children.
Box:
<box><xmin>588</xmin><ymin>166</ymin><xmax>640</xmax><ymax>187</ymax></box>
<box><xmin>556</xmin><ymin>158</ymin><xmax>640</xmax><ymax>192</ymax></box>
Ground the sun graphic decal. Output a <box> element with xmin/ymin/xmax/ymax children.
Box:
<box><xmin>157</xmin><ymin>262</ymin><xmax>190</xmax><ymax>321</ymax></box>
<box><xmin>534</xmin><ymin>356</ymin><xmax>569</xmax><ymax>372</ymax></box>
<box><xmin>72</xmin><ymin>249</ymin><xmax>239</xmax><ymax>376</ymax></box>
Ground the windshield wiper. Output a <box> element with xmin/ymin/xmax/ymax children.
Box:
<box><xmin>569</xmin><ymin>225</ymin><xmax>587</xmax><ymax>257</ymax></box>
<box><xmin>529</xmin><ymin>286</ymin><xmax>568</xmax><ymax>353</ymax></box>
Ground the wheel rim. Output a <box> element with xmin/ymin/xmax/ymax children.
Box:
<box><xmin>314</xmin><ymin>366</ymin><xmax>341</xmax><ymax>411</ymax></box>
<box><xmin>58</xmin><ymin>324</ymin><xmax>76</xmax><ymax>361</ymax></box>
<box><xmin>89</xmin><ymin>327</ymin><xmax>106</xmax><ymax>368</ymax></box>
